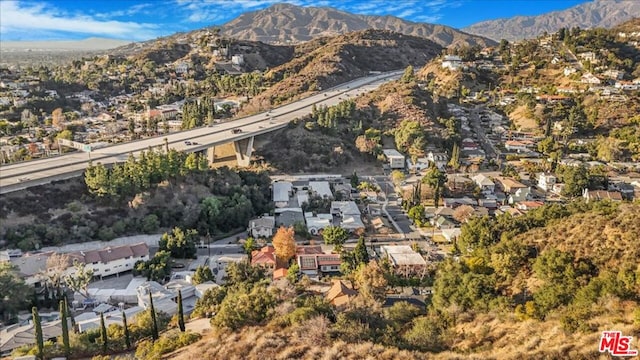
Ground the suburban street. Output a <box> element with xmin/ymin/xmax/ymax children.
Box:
<box><xmin>0</xmin><ymin>70</ymin><xmax>403</xmax><ymax>194</ymax></box>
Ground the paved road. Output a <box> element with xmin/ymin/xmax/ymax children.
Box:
<box><xmin>470</xmin><ymin>106</ymin><xmax>498</xmax><ymax>159</ymax></box>
<box><xmin>0</xmin><ymin>71</ymin><xmax>403</xmax><ymax>194</ymax></box>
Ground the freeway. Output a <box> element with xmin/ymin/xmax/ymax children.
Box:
<box><xmin>0</xmin><ymin>70</ymin><xmax>403</xmax><ymax>194</ymax></box>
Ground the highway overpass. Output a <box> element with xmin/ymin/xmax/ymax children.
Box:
<box><xmin>0</xmin><ymin>70</ymin><xmax>402</xmax><ymax>194</ymax></box>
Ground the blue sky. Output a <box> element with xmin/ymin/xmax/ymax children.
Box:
<box><xmin>0</xmin><ymin>0</ymin><xmax>590</xmax><ymax>42</ymax></box>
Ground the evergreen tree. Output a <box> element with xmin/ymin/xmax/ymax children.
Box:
<box><xmin>59</xmin><ymin>300</ymin><xmax>70</xmax><ymax>358</ymax></box>
<box><xmin>178</xmin><ymin>289</ymin><xmax>186</xmax><ymax>332</ymax></box>
<box><xmin>122</xmin><ymin>310</ymin><xmax>131</xmax><ymax>349</ymax></box>
<box><xmin>100</xmin><ymin>312</ymin><xmax>108</xmax><ymax>354</ymax></box>
<box><xmin>149</xmin><ymin>293</ymin><xmax>159</xmax><ymax>341</ymax></box>
<box><xmin>354</xmin><ymin>236</ymin><xmax>369</xmax><ymax>265</ymax></box>
<box><xmin>32</xmin><ymin>307</ymin><xmax>44</xmax><ymax>360</ymax></box>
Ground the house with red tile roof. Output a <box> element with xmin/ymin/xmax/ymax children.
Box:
<box><xmin>251</xmin><ymin>246</ymin><xmax>277</xmax><ymax>272</ymax></box>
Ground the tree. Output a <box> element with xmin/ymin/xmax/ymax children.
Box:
<box><xmin>134</xmin><ymin>251</ymin><xmax>171</xmax><ymax>282</ymax></box>
<box><xmin>192</xmin><ymin>265</ymin><xmax>214</xmax><ymax>285</ymax></box>
<box><xmin>52</xmin><ymin>108</ymin><xmax>65</xmax><ymax>129</ymax></box>
<box><xmin>149</xmin><ymin>293</ymin><xmax>159</xmax><ymax>341</ymax></box>
<box><xmin>100</xmin><ymin>311</ymin><xmax>108</xmax><ymax>354</ymax></box>
<box><xmin>0</xmin><ymin>262</ymin><xmax>30</xmax><ymax>322</ymax></box>
<box><xmin>401</xmin><ymin>65</ymin><xmax>415</xmax><ymax>83</ymax></box>
<box><xmin>391</xmin><ymin>170</ymin><xmax>405</xmax><ymax>186</ymax></box>
<box><xmin>422</xmin><ymin>164</ymin><xmax>447</xmax><ymax>207</ymax></box>
<box><xmin>59</xmin><ymin>300</ymin><xmax>70</xmax><ymax>358</ymax></box>
<box><xmin>273</xmin><ymin>226</ymin><xmax>296</xmax><ymax>264</ymax></box>
<box><xmin>32</xmin><ymin>307</ymin><xmax>44</xmax><ymax>360</ymax></box>
<box><xmin>354</xmin><ymin>261</ymin><xmax>388</xmax><ymax>303</ymax></box>
<box><xmin>395</xmin><ymin>120</ymin><xmax>425</xmax><ymax>153</ymax></box>
<box><xmin>353</xmin><ymin>236</ymin><xmax>369</xmax><ymax>265</ymax></box>
<box><xmin>159</xmin><ymin>227</ymin><xmax>198</xmax><ymax>259</ymax></box>
<box><xmin>243</xmin><ymin>237</ymin><xmax>256</xmax><ymax>258</ymax></box>
<box><xmin>224</xmin><ymin>261</ymin><xmax>266</xmax><ymax>285</ymax></box>
<box><xmin>123</xmin><ymin>310</ymin><xmax>131</xmax><ymax>349</ymax></box>
<box><xmin>407</xmin><ymin>205</ymin><xmax>425</xmax><ymax>226</ymax></box>
<box><xmin>561</xmin><ymin>164</ymin><xmax>589</xmax><ymax>197</ymax></box>
<box><xmin>45</xmin><ymin>253</ymin><xmax>70</xmax><ymax>299</ymax></box>
<box><xmin>64</xmin><ymin>260</ymin><xmax>94</xmax><ymax>299</ymax></box>
<box><xmin>350</xmin><ymin>171</ymin><xmax>359</xmax><ymax>188</ymax></box>
<box><xmin>322</xmin><ymin>225</ymin><xmax>348</xmax><ymax>251</ymax></box>
<box><xmin>287</xmin><ymin>263</ymin><xmax>300</xmax><ymax>283</ymax></box>
<box><xmin>453</xmin><ymin>204</ymin><xmax>475</xmax><ymax>223</ymax></box>
<box><xmin>177</xmin><ymin>290</ymin><xmax>186</xmax><ymax>332</ymax></box>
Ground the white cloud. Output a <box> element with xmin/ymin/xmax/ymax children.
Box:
<box><xmin>0</xmin><ymin>1</ymin><xmax>160</xmax><ymax>41</ymax></box>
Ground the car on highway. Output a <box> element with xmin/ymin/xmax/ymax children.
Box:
<box><xmin>17</xmin><ymin>177</ymin><xmax>30</xmax><ymax>183</ymax></box>
<box><xmin>231</xmin><ymin>129</ymin><xmax>242</xmax><ymax>134</ymax></box>
<box><xmin>184</xmin><ymin>141</ymin><xmax>193</xmax><ymax>145</ymax></box>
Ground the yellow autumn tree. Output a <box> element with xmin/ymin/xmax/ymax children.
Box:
<box><xmin>272</xmin><ymin>226</ymin><xmax>296</xmax><ymax>264</ymax></box>
<box><xmin>52</xmin><ymin>108</ymin><xmax>65</xmax><ymax>130</ymax></box>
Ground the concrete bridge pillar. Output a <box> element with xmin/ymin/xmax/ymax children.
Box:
<box><xmin>205</xmin><ymin>135</ymin><xmax>255</xmax><ymax>167</ymax></box>
<box><xmin>233</xmin><ymin>136</ymin><xmax>254</xmax><ymax>167</ymax></box>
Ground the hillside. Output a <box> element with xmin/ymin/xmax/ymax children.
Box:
<box><xmin>463</xmin><ymin>0</ymin><xmax>640</xmax><ymax>42</ymax></box>
<box><xmin>220</xmin><ymin>3</ymin><xmax>496</xmax><ymax>48</ymax></box>
<box><xmin>168</xmin><ymin>202</ymin><xmax>640</xmax><ymax>360</ymax></box>
<box><xmin>242</xmin><ymin>30</ymin><xmax>442</xmax><ymax>111</ymax></box>
<box><xmin>254</xmin><ymin>71</ymin><xmax>449</xmax><ymax>173</ymax></box>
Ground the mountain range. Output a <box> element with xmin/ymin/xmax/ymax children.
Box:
<box><xmin>217</xmin><ymin>3</ymin><xmax>494</xmax><ymax>48</ymax></box>
<box><xmin>463</xmin><ymin>0</ymin><xmax>640</xmax><ymax>42</ymax></box>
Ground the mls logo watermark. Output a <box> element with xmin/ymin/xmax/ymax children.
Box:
<box><xmin>599</xmin><ymin>331</ymin><xmax>638</xmax><ymax>357</ymax></box>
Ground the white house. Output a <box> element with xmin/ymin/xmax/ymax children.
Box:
<box><xmin>304</xmin><ymin>212</ymin><xmax>333</xmax><ymax>235</ymax></box>
<box><xmin>248</xmin><ymin>215</ymin><xmax>275</xmax><ymax>238</ymax></box>
<box><xmin>309</xmin><ymin>181</ymin><xmax>333</xmax><ymax>199</ymax></box>
<box><xmin>472</xmin><ymin>174</ymin><xmax>495</xmax><ymax>194</ymax></box>
<box><xmin>427</xmin><ymin>151</ymin><xmax>449</xmax><ymax>170</ymax></box>
<box><xmin>442</xmin><ymin>55</ymin><xmax>463</xmax><ymax>70</ymax></box>
<box><xmin>581</xmin><ymin>73</ymin><xmax>601</xmax><ymax>85</ymax></box>
<box><xmin>382</xmin><ymin>149</ymin><xmax>405</xmax><ymax>169</ymax></box>
<box><xmin>537</xmin><ymin>173</ymin><xmax>557</xmax><ymax>192</ymax></box>
<box><xmin>79</xmin><ymin>243</ymin><xmax>149</xmax><ymax>279</ymax></box>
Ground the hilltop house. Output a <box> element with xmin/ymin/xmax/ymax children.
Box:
<box><xmin>442</xmin><ymin>55</ymin><xmax>463</xmax><ymax>70</ymax></box>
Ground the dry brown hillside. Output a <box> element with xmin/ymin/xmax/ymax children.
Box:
<box><xmin>517</xmin><ymin>203</ymin><xmax>640</xmax><ymax>270</ymax></box>
<box><xmin>243</xmin><ymin>30</ymin><xmax>442</xmax><ymax>112</ymax></box>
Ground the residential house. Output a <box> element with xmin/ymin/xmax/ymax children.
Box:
<box><xmin>275</xmin><ymin>207</ymin><xmax>304</xmax><ymax>228</ymax></box>
<box><xmin>331</xmin><ymin>201</ymin><xmax>364</xmax><ymax>233</ymax></box>
<box><xmin>508</xmin><ymin>187</ymin><xmax>531</xmax><ymax>204</ymax></box>
<box><xmin>505</xmin><ymin>139</ymin><xmax>534</xmax><ymax>152</ymax></box>
<box><xmin>609</xmin><ymin>182</ymin><xmax>635</xmax><ymax>200</ymax></box>
<box><xmin>441</xmin><ymin>228</ymin><xmax>462</xmax><ymax>243</ymax></box>
<box><xmin>537</xmin><ymin>173</ymin><xmax>557</xmax><ymax>192</ymax></box>
<box><xmin>251</xmin><ymin>246</ymin><xmax>277</xmax><ymax>272</ymax></box>
<box><xmin>360</xmin><ymin>190</ymin><xmax>378</xmax><ymax>202</ymax></box>
<box><xmin>0</xmin><ymin>318</ymin><xmax>65</xmax><ymax>355</ymax></box>
<box><xmin>248</xmin><ymin>215</ymin><xmax>275</xmax><ymax>238</ymax></box>
<box><xmin>427</xmin><ymin>151</ymin><xmax>449</xmax><ymax>170</ymax></box>
<box><xmin>209</xmin><ymin>254</ymin><xmax>247</xmax><ymax>272</ymax></box>
<box><xmin>583</xmin><ymin>189</ymin><xmax>623</xmax><ymax>203</ymax></box>
<box><xmin>273</xmin><ymin>181</ymin><xmax>293</xmax><ymax>208</ymax></box>
<box><xmin>442</xmin><ymin>55</ymin><xmax>463</xmax><ymax>70</ymax></box>
<box><xmin>367</xmin><ymin>203</ymin><xmax>382</xmax><ymax>216</ymax></box>
<box><xmin>308</xmin><ymin>181</ymin><xmax>333</xmax><ymax>199</ymax></box>
<box><xmin>408</xmin><ymin>157</ymin><xmax>431</xmax><ymax>173</ymax></box>
<box><xmin>296</xmin><ymin>246</ymin><xmax>341</xmax><ymax>276</ymax></box>
<box><xmin>581</xmin><ymin>73</ymin><xmax>602</xmax><ymax>85</ymax></box>
<box><xmin>516</xmin><ymin>201</ymin><xmax>545</xmax><ymax>211</ymax></box>
<box><xmin>380</xmin><ymin>246</ymin><xmax>427</xmax><ymax>276</ymax></box>
<box><xmin>496</xmin><ymin>177</ymin><xmax>529</xmax><ymax>194</ymax></box>
<box><xmin>79</xmin><ymin>243</ymin><xmax>150</xmax><ymax>279</ymax></box>
<box><xmin>304</xmin><ymin>212</ymin><xmax>333</xmax><ymax>235</ymax></box>
<box><xmin>472</xmin><ymin>174</ymin><xmax>495</xmax><ymax>194</ymax></box>
<box><xmin>325</xmin><ymin>280</ymin><xmax>357</xmax><ymax>308</ymax></box>
<box><xmin>477</xmin><ymin>198</ymin><xmax>497</xmax><ymax>210</ymax></box>
<box><xmin>382</xmin><ymin>149</ymin><xmax>405</xmax><ymax>169</ymax></box>
<box><xmin>432</xmin><ymin>216</ymin><xmax>455</xmax><ymax>229</ymax></box>
<box><xmin>564</xmin><ymin>67</ymin><xmax>578</xmax><ymax>76</ymax></box>
<box><xmin>603</xmin><ymin>69</ymin><xmax>625</xmax><ymax>80</ymax></box>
